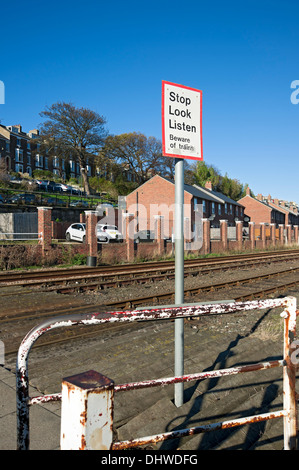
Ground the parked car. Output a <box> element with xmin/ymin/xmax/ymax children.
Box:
<box><xmin>55</xmin><ymin>183</ymin><xmax>70</xmax><ymax>192</ymax></box>
<box><xmin>97</xmin><ymin>224</ymin><xmax>123</xmax><ymax>243</ymax></box>
<box><xmin>65</xmin><ymin>223</ymin><xmax>122</xmax><ymax>243</ymax></box>
<box><xmin>70</xmin><ymin>200</ymin><xmax>89</xmax><ymax>208</ymax></box>
<box><xmin>35</xmin><ymin>179</ymin><xmax>49</xmax><ymax>191</ymax></box>
<box><xmin>6</xmin><ymin>193</ymin><xmax>36</xmax><ymax>204</ymax></box>
<box><xmin>43</xmin><ymin>197</ymin><xmax>65</xmax><ymax>207</ymax></box>
<box><xmin>68</xmin><ymin>186</ymin><xmax>81</xmax><ymax>195</ymax></box>
<box><xmin>134</xmin><ymin>230</ymin><xmax>155</xmax><ymax>243</ymax></box>
<box><xmin>65</xmin><ymin>223</ymin><xmax>87</xmax><ymax>242</ymax></box>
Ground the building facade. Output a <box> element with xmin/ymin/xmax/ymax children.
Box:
<box><xmin>0</xmin><ymin>124</ymin><xmax>94</xmax><ymax>180</ymax></box>
<box><xmin>125</xmin><ymin>175</ymin><xmax>245</xmax><ymax>240</ymax></box>
<box><xmin>238</xmin><ymin>188</ymin><xmax>299</xmax><ymax>227</ymax></box>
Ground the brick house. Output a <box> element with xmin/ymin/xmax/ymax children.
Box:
<box><xmin>238</xmin><ymin>188</ymin><xmax>287</xmax><ymax>227</ymax></box>
<box><xmin>125</xmin><ymin>175</ymin><xmax>245</xmax><ymax>240</ymax></box>
<box><xmin>266</xmin><ymin>196</ymin><xmax>299</xmax><ymax>227</ymax></box>
<box><xmin>0</xmin><ymin>124</ymin><xmax>94</xmax><ymax>180</ymax></box>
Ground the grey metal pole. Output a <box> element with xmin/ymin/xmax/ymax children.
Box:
<box><xmin>174</xmin><ymin>157</ymin><xmax>184</xmax><ymax>407</ymax></box>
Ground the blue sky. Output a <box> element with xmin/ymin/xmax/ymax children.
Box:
<box><xmin>1</xmin><ymin>0</ymin><xmax>299</xmax><ymax>203</ymax></box>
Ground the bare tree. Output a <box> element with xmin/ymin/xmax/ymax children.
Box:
<box><xmin>39</xmin><ymin>102</ymin><xmax>108</xmax><ymax>194</ymax></box>
<box><xmin>99</xmin><ymin>132</ymin><xmax>168</xmax><ymax>184</ymax></box>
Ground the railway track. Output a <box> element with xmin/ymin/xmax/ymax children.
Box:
<box><xmin>3</xmin><ymin>264</ymin><xmax>299</xmax><ymax>358</ymax></box>
<box><xmin>0</xmin><ymin>249</ymin><xmax>299</xmax><ymax>292</ymax></box>
<box><xmin>2</xmin><ymin>248</ymin><xmax>299</xmax><ymax>358</ymax></box>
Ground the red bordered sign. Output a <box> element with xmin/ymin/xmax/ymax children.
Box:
<box><xmin>162</xmin><ymin>80</ymin><xmax>203</xmax><ymax>161</ymax></box>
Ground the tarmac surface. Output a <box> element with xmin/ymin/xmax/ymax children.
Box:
<box><xmin>1</xmin><ymin>295</ymin><xmax>297</xmax><ymax>451</ymax></box>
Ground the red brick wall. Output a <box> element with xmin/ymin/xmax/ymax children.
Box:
<box><xmin>125</xmin><ymin>175</ymin><xmax>193</xmax><ymax>239</ymax></box>
<box><xmin>238</xmin><ymin>195</ymin><xmax>272</xmax><ymax>225</ymax></box>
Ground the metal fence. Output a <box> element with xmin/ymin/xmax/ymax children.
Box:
<box><xmin>0</xmin><ymin>232</ymin><xmax>42</xmax><ymax>241</ymax></box>
<box><xmin>16</xmin><ymin>297</ymin><xmax>298</xmax><ymax>450</ymax></box>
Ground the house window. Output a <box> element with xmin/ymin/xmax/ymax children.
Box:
<box><xmin>70</xmin><ymin>160</ymin><xmax>75</xmax><ymax>172</ymax></box>
<box><xmin>35</xmin><ymin>154</ymin><xmax>43</xmax><ymax>168</ymax></box>
<box><xmin>211</xmin><ymin>202</ymin><xmax>215</xmax><ymax>214</ymax></box>
<box><xmin>202</xmin><ymin>200</ymin><xmax>206</xmax><ymax>213</ymax></box>
<box><xmin>17</xmin><ymin>138</ymin><xmax>21</xmax><ymax>147</ymax></box>
<box><xmin>53</xmin><ymin>156</ymin><xmax>59</xmax><ymax>168</ymax></box>
<box><xmin>229</xmin><ymin>204</ymin><xmax>232</xmax><ymax>215</ymax></box>
<box><xmin>225</xmin><ymin>203</ymin><xmax>228</xmax><ymax>213</ymax></box>
<box><xmin>15</xmin><ymin>163</ymin><xmax>23</xmax><ymax>173</ymax></box>
<box><xmin>15</xmin><ymin>148</ymin><xmax>23</xmax><ymax>162</ymax></box>
<box><xmin>5</xmin><ymin>142</ymin><xmax>10</xmax><ymax>152</ymax></box>
<box><xmin>44</xmin><ymin>157</ymin><xmax>48</xmax><ymax>169</ymax></box>
<box><xmin>218</xmin><ymin>204</ymin><xmax>222</xmax><ymax>215</ymax></box>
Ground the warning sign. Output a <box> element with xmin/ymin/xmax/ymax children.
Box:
<box><xmin>162</xmin><ymin>80</ymin><xmax>203</xmax><ymax>161</ymax></box>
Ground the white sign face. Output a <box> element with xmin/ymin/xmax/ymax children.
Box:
<box><xmin>162</xmin><ymin>81</ymin><xmax>203</xmax><ymax>161</ymax></box>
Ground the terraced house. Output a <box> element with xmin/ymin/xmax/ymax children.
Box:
<box><xmin>125</xmin><ymin>175</ymin><xmax>245</xmax><ymax>240</ymax></box>
<box><xmin>0</xmin><ymin>124</ymin><xmax>93</xmax><ymax>180</ymax></box>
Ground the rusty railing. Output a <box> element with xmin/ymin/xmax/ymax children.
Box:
<box><xmin>16</xmin><ymin>296</ymin><xmax>298</xmax><ymax>450</ymax></box>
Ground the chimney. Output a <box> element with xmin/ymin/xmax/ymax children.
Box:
<box><xmin>205</xmin><ymin>181</ymin><xmax>212</xmax><ymax>191</ymax></box>
<box><xmin>274</xmin><ymin>198</ymin><xmax>279</xmax><ymax>205</ymax></box>
<box><xmin>29</xmin><ymin>129</ymin><xmax>39</xmax><ymax>136</ymax></box>
<box><xmin>246</xmin><ymin>187</ymin><xmax>250</xmax><ymax>196</ymax></box>
<box><xmin>267</xmin><ymin>194</ymin><xmax>271</xmax><ymax>202</ymax></box>
<box><xmin>256</xmin><ymin>194</ymin><xmax>262</xmax><ymax>201</ymax></box>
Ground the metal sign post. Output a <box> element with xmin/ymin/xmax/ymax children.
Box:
<box><xmin>162</xmin><ymin>81</ymin><xmax>203</xmax><ymax>407</ymax></box>
<box><xmin>174</xmin><ymin>157</ymin><xmax>184</xmax><ymax>407</ymax></box>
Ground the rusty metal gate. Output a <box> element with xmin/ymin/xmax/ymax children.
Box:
<box><xmin>16</xmin><ymin>297</ymin><xmax>298</xmax><ymax>450</ymax></box>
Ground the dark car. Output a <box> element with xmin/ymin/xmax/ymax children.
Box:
<box><xmin>43</xmin><ymin>197</ymin><xmax>65</xmax><ymax>207</ymax></box>
<box><xmin>6</xmin><ymin>193</ymin><xmax>36</xmax><ymax>204</ymax></box>
<box><xmin>134</xmin><ymin>230</ymin><xmax>155</xmax><ymax>243</ymax></box>
<box><xmin>70</xmin><ymin>200</ymin><xmax>89</xmax><ymax>208</ymax></box>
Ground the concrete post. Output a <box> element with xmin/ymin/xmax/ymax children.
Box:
<box><xmin>123</xmin><ymin>213</ymin><xmax>134</xmax><ymax>262</ymax></box>
<box><xmin>60</xmin><ymin>370</ymin><xmax>114</xmax><ymax>450</ymax></box>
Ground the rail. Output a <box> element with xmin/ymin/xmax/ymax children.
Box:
<box><xmin>16</xmin><ymin>297</ymin><xmax>298</xmax><ymax>450</ymax></box>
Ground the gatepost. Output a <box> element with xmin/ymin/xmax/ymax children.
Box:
<box><xmin>249</xmin><ymin>221</ymin><xmax>255</xmax><ymax>250</ymax></box>
<box><xmin>236</xmin><ymin>220</ymin><xmax>243</xmax><ymax>250</ymax></box>
<box><xmin>154</xmin><ymin>215</ymin><xmax>164</xmax><ymax>255</ymax></box>
<box><xmin>37</xmin><ymin>206</ymin><xmax>52</xmax><ymax>252</ymax></box>
<box><xmin>270</xmin><ymin>223</ymin><xmax>276</xmax><ymax>246</ymax></box>
<box><xmin>85</xmin><ymin>211</ymin><xmax>98</xmax><ymax>262</ymax></box>
<box><xmin>220</xmin><ymin>220</ymin><xmax>228</xmax><ymax>251</ymax></box>
<box><xmin>123</xmin><ymin>213</ymin><xmax>134</xmax><ymax>262</ymax></box>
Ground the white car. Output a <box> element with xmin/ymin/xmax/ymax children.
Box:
<box><xmin>65</xmin><ymin>223</ymin><xmax>123</xmax><ymax>243</ymax></box>
<box><xmin>97</xmin><ymin>224</ymin><xmax>123</xmax><ymax>243</ymax></box>
<box><xmin>65</xmin><ymin>223</ymin><xmax>86</xmax><ymax>242</ymax></box>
